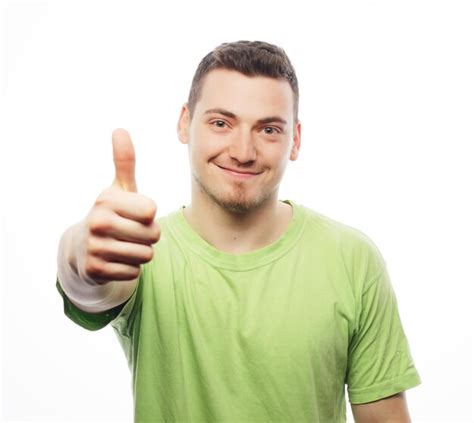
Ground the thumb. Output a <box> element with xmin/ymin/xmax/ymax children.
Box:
<box><xmin>112</xmin><ymin>128</ymin><xmax>138</xmax><ymax>192</ymax></box>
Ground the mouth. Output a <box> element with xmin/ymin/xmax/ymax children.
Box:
<box><xmin>215</xmin><ymin>164</ymin><xmax>263</xmax><ymax>179</ymax></box>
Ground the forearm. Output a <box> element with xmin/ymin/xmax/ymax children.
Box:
<box><xmin>351</xmin><ymin>392</ymin><xmax>411</xmax><ymax>423</ymax></box>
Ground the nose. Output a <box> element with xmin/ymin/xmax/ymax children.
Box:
<box><xmin>228</xmin><ymin>130</ymin><xmax>257</xmax><ymax>164</ymax></box>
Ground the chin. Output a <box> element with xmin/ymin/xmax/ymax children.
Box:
<box><xmin>193</xmin><ymin>170</ymin><xmax>273</xmax><ymax>215</ymax></box>
<box><xmin>216</xmin><ymin>198</ymin><xmax>258</xmax><ymax>215</ymax></box>
<box><xmin>211</xmin><ymin>188</ymin><xmax>275</xmax><ymax>215</ymax></box>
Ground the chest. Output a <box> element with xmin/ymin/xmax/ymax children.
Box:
<box><xmin>151</xmin><ymin>256</ymin><xmax>355</xmax><ymax>367</ymax></box>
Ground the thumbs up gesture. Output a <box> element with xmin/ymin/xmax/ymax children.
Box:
<box><xmin>75</xmin><ymin>129</ymin><xmax>161</xmax><ymax>286</ymax></box>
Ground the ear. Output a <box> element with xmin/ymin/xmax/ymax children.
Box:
<box><xmin>289</xmin><ymin>120</ymin><xmax>301</xmax><ymax>161</ymax></box>
<box><xmin>177</xmin><ymin>103</ymin><xmax>190</xmax><ymax>144</ymax></box>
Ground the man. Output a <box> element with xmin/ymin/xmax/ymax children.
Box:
<box><xmin>56</xmin><ymin>40</ymin><xmax>421</xmax><ymax>422</ymax></box>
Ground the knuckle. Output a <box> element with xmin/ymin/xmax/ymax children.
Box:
<box><xmin>94</xmin><ymin>192</ymin><xmax>109</xmax><ymax>208</ymax></box>
<box><xmin>85</xmin><ymin>238</ymin><xmax>95</xmax><ymax>256</ymax></box>
<box><xmin>86</xmin><ymin>236</ymin><xmax>101</xmax><ymax>256</ymax></box>
<box><xmin>87</xmin><ymin>211</ymin><xmax>101</xmax><ymax>232</ymax></box>
<box><xmin>144</xmin><ymin>199</ymin><xmax>157</xmax><ymax>221</ymax></box>
<box><xmin>123</xmin><ymin>265</ymin><xmax>140</xmax><ymax>280</ymax></box>
<box><xmin>150</xmin><ymin>223</ymin><xmax>161</xmax><ymax>243</ymax></box>
<box><xmin>131</xmin><ymin>266</ymin><xmax>141</xmax><ymax>278</ymax></box>
<box><xmin>96</xmin><ymin>187</ymin><xmax>115</xmax><ymax>204</ymax></box>
<box><xmin>143</xmin><ymin>246</ymin><xmax>154</xmax><ymax>262</ymax></box>
<box><xmin>88</xmin><ymin>211</ymin><xmax>113</xmax><ymax>234</ymax></box>
<box><xmin>84</xmin><ymin>257</ymin><xmax>104</xmax><ymax>279</ymax></box>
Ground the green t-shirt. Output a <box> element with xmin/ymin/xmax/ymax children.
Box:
<box><xmin>56</xmin><ymin>199</ymin><xmax>421</xmax><ymax>422</ymax></box>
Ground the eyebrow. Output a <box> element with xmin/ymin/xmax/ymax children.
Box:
<box><xmin>203</xmin><ymin>108</ymin><xmax>288</xmax><ymax>126</ymax></box>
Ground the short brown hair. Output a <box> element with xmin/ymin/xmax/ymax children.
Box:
<box><xmin>186</xmin><ymin>40</ymin><xmax>299</xmax><ymax>126</ymax></box>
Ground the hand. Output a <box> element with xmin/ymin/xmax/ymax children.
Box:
<box><xmin>74</xmin><ymin>128</ymin><xmax>160</xmax><ymax>286</ymax></box>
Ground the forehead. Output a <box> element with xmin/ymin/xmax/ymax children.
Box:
<box><xmin>195</xmin><ymin>69</ymin><xmax>293</xmax><ymax>118</ymax></box>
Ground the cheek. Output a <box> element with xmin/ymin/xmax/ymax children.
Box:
<box><xmin>189</xmin><ymin>142</ymin><xmax>220</xmax><ymax>173</ymax></box>
<box><xmin>266</xmin><ymin>148</ymin><xmax>288</xmax><ymax>169</ymax></box>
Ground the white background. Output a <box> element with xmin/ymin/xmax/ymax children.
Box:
<box><xmin>1</xmin><ymin>0</ymin><xmax>473</xmax><ymax>422</ymax></box>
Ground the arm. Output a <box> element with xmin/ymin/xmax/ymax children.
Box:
<box><xmin>351</xmin><ymin>391</ymin><xmax>411</xmax><ymax>423</ymax></box>
<box><xmin>57</xmin><ymin>129</ymin><xmax>159</xmax><ymax>315</ymax></box>
<box><xmin>345</xmin><ymin>259</ymin><xmax>421</xmax><ymax>412</ymax></box>
<box><xmin>57</xmin><ymin>221</ymin><xmax>139</xmax><ymax>314</ymax></box>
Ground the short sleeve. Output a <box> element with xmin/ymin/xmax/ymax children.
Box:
<box><xmin>346</xmin><ymin>264</ymin><xmax>421</xmax><ymax>404</ymax></box>
<box><xmin>56</xmin><ymin>277</ymin><xmax>135</xmax><ymax>331</ymax></box>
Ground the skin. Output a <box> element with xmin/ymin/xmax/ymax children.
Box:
<box><xmin>351</xmin><ymin>392</ymin><xmax>412</xmax><ymax>422</ymax></box>
<box><xmin>177</xmin><ymin>68</ymin><xmax>301</xmax><ymax>254</ymax></box>
<box><xmin>176</xmin><ymin>68</ymin><xmax>412</xmax><ymax>420</ymax></box>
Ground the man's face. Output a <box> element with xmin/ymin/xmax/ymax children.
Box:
<box><xmin>177</xmin><ymin>68</ymin><xmax>301</xmax><ymax>215</ymax></box>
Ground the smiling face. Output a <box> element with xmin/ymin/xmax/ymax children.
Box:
<box><xmin>177</xmin><ymin>68</ymin><xmax>301</xmax><ymax>215</ymax></box>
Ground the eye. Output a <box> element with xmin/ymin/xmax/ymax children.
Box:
<box><xmin>211</xmin><ymin>120</ymin><xmax>228</xmax><ymax>128</ymax></box>
<box><xmin>263</xmin><ymin>126</ymin><xmax>281</xmax><ymax>135</ymax></box>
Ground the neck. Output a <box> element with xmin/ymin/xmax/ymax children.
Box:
<box><xmin>182</xmin><ymin>192</ymin><xmax>293</xmax><ymax>255</ymax></box>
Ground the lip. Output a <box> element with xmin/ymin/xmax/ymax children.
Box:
<box><xmin>216</xmin><ymin>164</ymin><xmax>262</xmax><ymax>178</ymax></box>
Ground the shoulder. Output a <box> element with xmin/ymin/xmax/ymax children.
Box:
<box><xmin>296</xmin><ymin>202</ymin><xmax>381</xmax><ymax>253</ymax></box>
<box><xmin>295</xmin><ymin>201</ymin><xmax>386</xmax><ymax>279</ymax></box>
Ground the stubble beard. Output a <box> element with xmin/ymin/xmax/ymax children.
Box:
<box><xmin>192</xmin><ymin>169</ymin><xmax>273</xmax><ymax>216</ymax></box>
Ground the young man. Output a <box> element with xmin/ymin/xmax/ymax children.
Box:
<box><xmin>56</xmin><ymin>40</ymin><xmax>421</xmax><ymax>422</ymax></box>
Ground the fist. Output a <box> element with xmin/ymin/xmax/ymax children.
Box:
<box><xmin>76</xmin><ymin>129</ymin><xmax>161</xmax><ymax>286</ymax></box>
